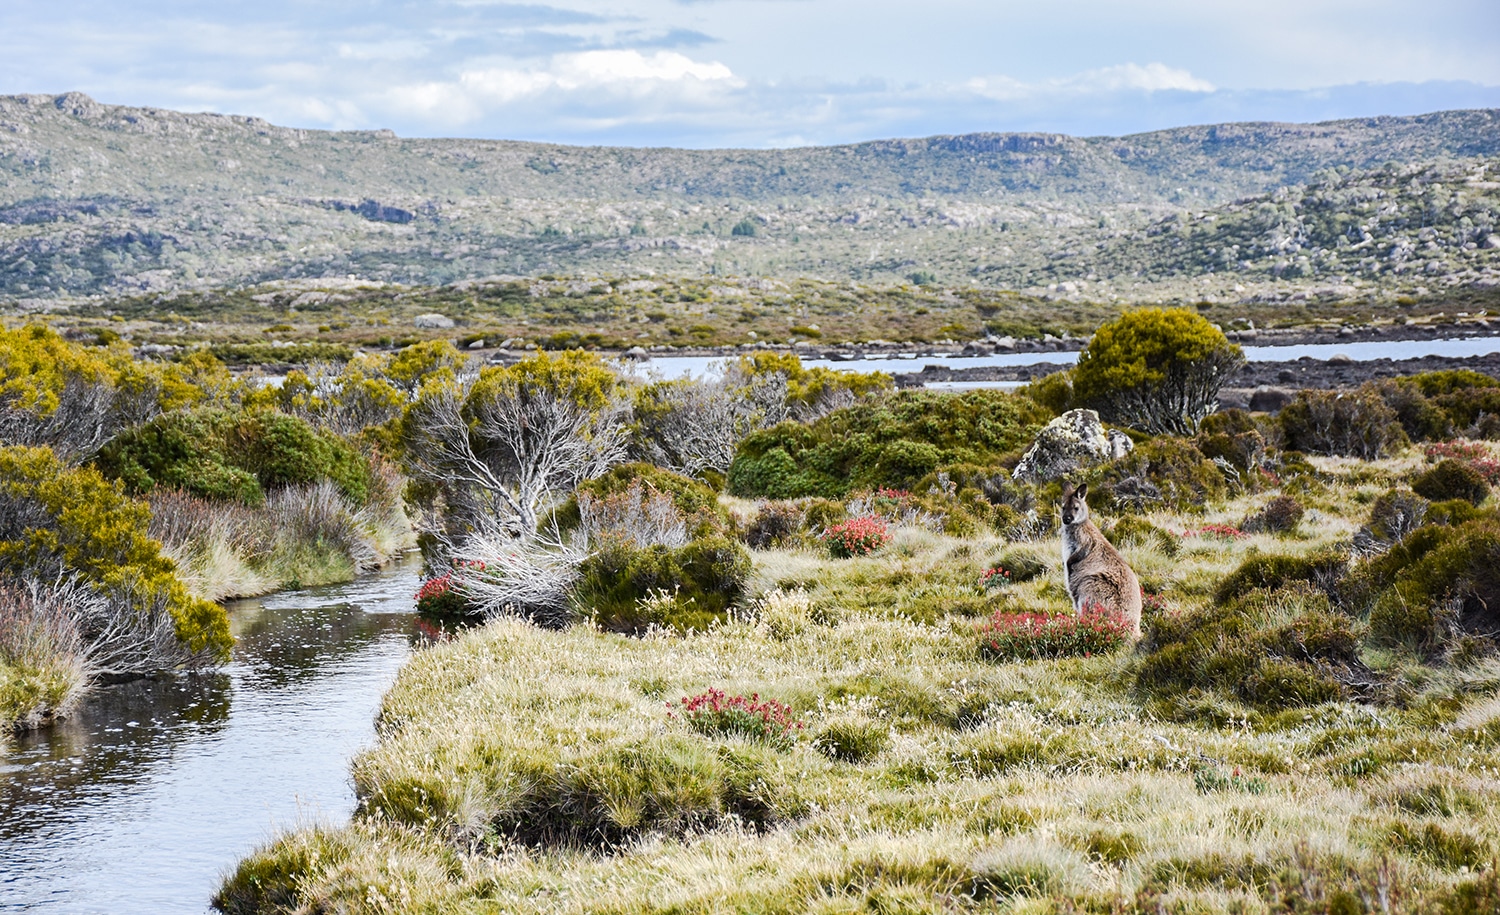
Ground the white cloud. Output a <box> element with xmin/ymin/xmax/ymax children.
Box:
<box><xmin>967</xmin><ymin>62</ymin><xmax>1215</xmax><ymax>102</ymax></box>
<box><xmin>385</xmin><ymin>49</ymin><xmax>741</xmax><ymax>123</ymax></box>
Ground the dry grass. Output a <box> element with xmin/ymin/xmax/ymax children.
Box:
<box><xmin>217</xmin><ymin>454</ymin><xmax>1500</xmax><ymax>914</ymax></box>
<box><xmin>150</xmin><ymin>469</ymin><xmax>414</xmax><ymax>602</ymax></box>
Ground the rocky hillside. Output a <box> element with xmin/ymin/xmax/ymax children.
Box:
<box><xmin>2</xmin><ymin>92</ymin><xmax>1498</xmax><ymax>302</ymax></box>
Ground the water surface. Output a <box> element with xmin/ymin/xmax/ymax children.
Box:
<box><xmin>638</xmin><ymin>334</ymin><xmax>1500</xmax><ymax>380</ymax></box>
<box><xmin>0</xmin><ymin>559</ymin><xmax>423</xmax><ymax>914</ymax></box>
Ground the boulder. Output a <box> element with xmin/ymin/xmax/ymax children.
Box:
<box><xmin>1249</xmin><ymin>386</ymin><xmax>1295</xmax><ymax>413</ymax></box>
<box><xmin>1011</xmin><ymin>409</ymin><xmax>1133</xmax><ymax>484</ymax></box>
<box><xmin>413</xmin><ymin>313</ymin><xmax>455</xmax><ymax>329</ymax></box>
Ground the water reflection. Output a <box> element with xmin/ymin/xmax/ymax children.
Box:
<box><xmin>0</xmin><ymin>556</ymin><xmax>422</xmax><ymax>915</ymax></box>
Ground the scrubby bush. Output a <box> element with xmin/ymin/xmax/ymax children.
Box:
<box><xmin>1413</xmin><ymin>459</ymin><xmax>1490</xmax><ymax>506</ymax></box>
<box><xmin>0</xmin><ymin>324</ymin><xmax>231</xmax><ymax>462</ymax></box>
<box><xmin>1095</xmin><ymin>437</ymin><xmax>1227</xmax><ymax>512</ymax></box>
<box><xmin>745</xmin><ymin>501</ymin><xmax>803</xmax><ymax>549</ymax></box>
<box><xmin>821</xmin><ymin>517</ymin><xmax>891</xmax><ymax>558</ymax></box>
<box><xmin>1279</xmin><ymin>386</ymin><xmax>1407</xmax><ymax>459</ymax></box>
<box><xmin>979</xmin><ymin>605</ymin><xmax>1134</xmax><ymax>661</ymax></box>
<box><xmin>1367</xmin><ymin>489</ymin><xmax>1430</xmax><ymax>543</ymax></box>
<box><xmin>1242</xmin><ymin>495</ymin><xmax>1305</xmax><ymax>534</ymax></box>
<box><xmin>574</xmin><ymin>535</ymin><xmax>752</xmax><ymax>633</ymax></box>
<box><xmin>566</xmin><ymin>463</ymin><xmax>728</xmax><ymax>536</ymax></box>
<box><xmin>727</xmin><ymin>390</ymin><xmax>1048</xmax><ymax>498</ymax></box>
<box><xmin>1072</xmin><ymin>308</ymin><xmax>1244</xmax><ymax>435</ymax></box>
<box><xmin>1135</xmin><ymin>584</ymin><xmax>1365</xmax><ymax>712</ymax></box>
<box><xmin>1424</xmin><ymin>441</ymin><xmax>1500</xmax><ymax>482</ymax></box>
<box><xmin>1021</xmin><ymin>370</ymin><xmax>1074</xmax><ymax>415</ymax></box>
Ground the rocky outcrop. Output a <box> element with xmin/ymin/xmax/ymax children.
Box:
<box><xmin>413</xmin><ymin>313</ymin><xmax>454</xmax><ymax>329</ymax></box>
<box><xmin>1011</xmin><ymin>409</ymin><xmax>1133</xmax><ymax>484</ymax></box>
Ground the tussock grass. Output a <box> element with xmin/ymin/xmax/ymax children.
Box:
<box><xmin>218</xmin><ymin>453</ymin><xmax>1500</xmax><ymax>913</ymax></box>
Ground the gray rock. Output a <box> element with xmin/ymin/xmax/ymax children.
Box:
<box><xmin>413</xmin><ymin>313</ymin><xmax>454</xmax><ymax>329</ymax></box>
<box><xmin>1248</xmin><ymin>386</ymin><xmax>1294</xmax><ymax>413</ymax></box>
<box><xmin>1011</xmin><ymin>409</ymin><xmax>1133</xmax><ymax>484</ymax></box>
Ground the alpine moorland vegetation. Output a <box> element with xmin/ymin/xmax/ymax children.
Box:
<box><xmin>201</xmin><ymin>308</ymin><xmax>1500</xmax><ymax>913</ymax></box>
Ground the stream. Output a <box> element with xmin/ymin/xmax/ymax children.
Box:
<box><xmin>0</xmin><ymin>557</ymin><xmax>424</xmax><ymax>914</ymax></box>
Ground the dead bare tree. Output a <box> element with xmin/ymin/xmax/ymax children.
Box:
<box><xmin>404</xmin><ymin>374</ymin><xmax>630</xmax><ymax>542</ymax></box>
<box><xmin>633</xmin><ymin>368</ymin><xmax>791</xmax><ymax>477</ymax></box>
<box><xmin>448</xmin><ymin>529</ymin><xmax>586</xmax><ymax>628</ymax></box>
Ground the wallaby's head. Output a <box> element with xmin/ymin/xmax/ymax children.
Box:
<box><xmin>1060</xmin><ymin>482</ymin><xmax>1089</xmax><ymax>526</ymax></box>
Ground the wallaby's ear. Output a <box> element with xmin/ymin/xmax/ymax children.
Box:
<box><xmin>1075</xmin><ymin>482</ymin><xmax>1088</xmax><ymax>500</ymax></box>
<box><xmin>1061</xmin><ymin>482</ymin><xmax>1074</xmax><ymax>499</ymax></box>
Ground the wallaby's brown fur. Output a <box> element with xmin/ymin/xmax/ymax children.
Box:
<box><xmin>1059</xmin><ymin>482</ymin><xmax>1143</xmax><ymax>637</ymax></box>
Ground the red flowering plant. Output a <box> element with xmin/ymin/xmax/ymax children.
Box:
<box><xmin>821</xmin><ymin>516</ymin><xmax>892</xmax><ymax>558</ymax></box>
<box><xmin>1424</xmin><ymin>440</ymin><xmax>1500</xmax><ymax>484</ymax></box>
<box><xmin>1184</xmin><ymin>524</ymin><xmax>1247</xmax><ymax>543</ymax></box>
<box><xmin>980</xmin><ymin>566</ymin><xmax>1014</xmax><ymax>590</ymax></box>
<box><xmin>414</xmin><ymin>560</ymin><xmax>486</xmax><ymax>621</ymax></box>
<box><xmin>671</xmin><ymin>688</ymin><xmax>803</xmax><ymax>748</ymax></box>
<box><xmin>978</xmin><ymin>602</ymin><xmax>1133</xmax><ymax>661</ymax></box>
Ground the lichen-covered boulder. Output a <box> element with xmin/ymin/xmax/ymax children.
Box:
<box><xmin>1011</xmin><ymin>408</ymin><xmax>1133</xmax><ymax>483</ymax></box>
<box><xmin>413</xmin><ymin>313</ymin><xmax>455</xmax><ymax>329</ymax></box>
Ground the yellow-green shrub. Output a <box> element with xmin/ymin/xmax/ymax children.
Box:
<box><xmin>0</xmin><ymin>446</ymin><xmax>230</xmax><ymax>660</ymax></box>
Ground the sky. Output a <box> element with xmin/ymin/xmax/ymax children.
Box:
<box><xmin>1</xmin><ymin>0</ymin><xmax>1498</xmax><ymax>148</ymax></box>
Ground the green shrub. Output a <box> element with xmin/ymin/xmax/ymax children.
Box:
<box><xmin>1412</xmin><ymin>459</ymin><xmax>1490</xmax><ymax>506</ymax></box>
<box><xmin>1135</xmin><ymin>584</ymin><xmax>1363</xmax><ymax>712</ymax></box>
<box><xmin>1279</xmin><ymin>386</ymin><xmax>1408</xmax><ymax>459</ymax></box>
<box><xmin>1096</xmin><ymin>437</ymin><xmax>1226</xmax><ymax>512</ymax></box>
<box><xmin>1021</xmin><ymin>370</ymin><xmax>1074</xmax><ymax>415</ymax></box>
<box><xmin>0</xmin><ymin>446</ymin><xmax>231</xmax><ymax>661</ymax></box>
<box><xmin>801</xmin><ymin>498</ymin><xmax>848</xmax><ymax>532</ymax></box>
<box><xmin>1359</xmin><ymin>518</ymin><xmax>1500</xmax><ymax>653</ymax></box>
<box><xmin>1373</xmin><ymin>380</ymin><xmax>1452</xmax><ymax>442</ymax></box>
<box><xmin>551</xmin><ymin>463</ymin><xmax>729</xmax><ymax>538</ymax></box>
<box><xmin>97</xmin><ymin>408</ymin><xmax>371</xmax><ymax>506</ymax></box>
<box><xmin>1072</xmin><ymin>308</ymin><xmax>1244</xmax><ymax>435</ymax></box>
<box><xmin>1432</xmin><ymin>387</ymin><xmax>1500</xmax><ymax>439</ymax></box>
<box><xmin>1215</xmin><ymin>549</ymin><xmax>1348</xmax><ymax>604</ymax></box>
<box><xmin>727</xmin><ymin>390</ymin><xmax>1047</xmax><ymax>498</ymax></box>
<box><xmin>1426</xmin><ymin>498</ymin><xmax>1484</xmax><ymax>527</ymax></box>
<box><xmin>575</xmin><ymin>535</ymin><xmax>752</xmax><ymax>633</ymax></box>
<box><xmin>1405</xmin><ymin>369</ymin><xmax>1500</xmax><ymax>397</ymax></box>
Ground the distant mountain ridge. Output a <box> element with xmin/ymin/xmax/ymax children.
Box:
<box><xmin>0</xmin><ymin>92</ymin><xmax>1497</xmax><ymax>300</ymax></box>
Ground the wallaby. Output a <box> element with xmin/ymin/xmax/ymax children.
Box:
<box><xmin>1059</xmin><ymin>482</ymin><xmax>1143</xmax><ymax>637</ymax></box>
